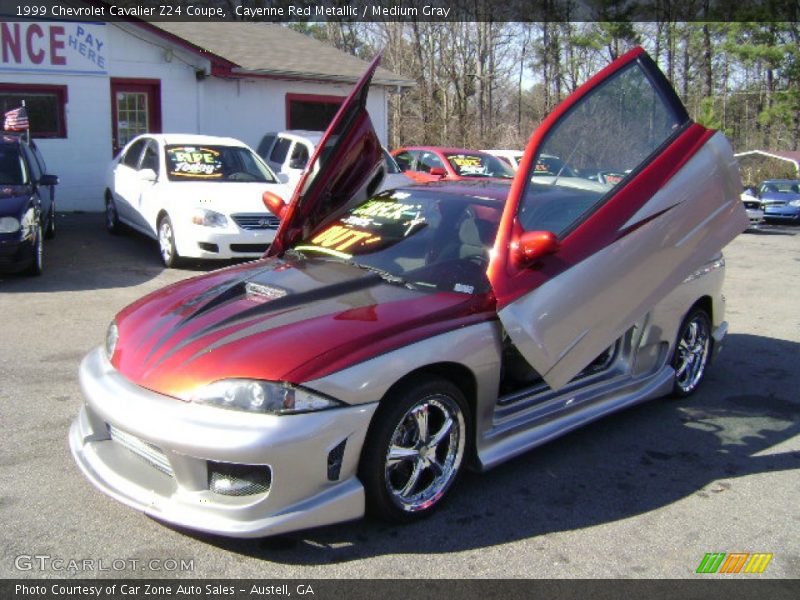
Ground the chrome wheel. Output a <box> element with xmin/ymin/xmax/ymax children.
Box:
<box><xmin>158</xmin><ymin>216</ymin><xmax>179</xmax><ymax>267</ymax></box>
<box><xmin>360</xmin><ymin>377</ymin><xmax>469</xmax><ymax>522</ymax></box>
<box><xmin>385</xmin><ymin>395</ymin><xmax>465</xmax><ymax>512</ymax></box>
<box><xmin>672</xmin><ymin>309</ymin><xmax>711</xmax><ymax>397</ymax></box>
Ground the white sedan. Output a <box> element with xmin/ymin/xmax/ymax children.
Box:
<box><xmin>105</xmin><ymin>134</ymin><xmax>292</xmax><ymax>267</ymax></box>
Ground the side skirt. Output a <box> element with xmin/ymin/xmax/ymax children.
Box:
<box><xmin>476</xmin><ymin>331</ymin><xmax>674</xmax><ymax>471</ymax></box>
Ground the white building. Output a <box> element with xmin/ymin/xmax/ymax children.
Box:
<box><xmin>0</xmin><ymin>21</ymin><xmax>412</xmax><ymax>210</ymax></box>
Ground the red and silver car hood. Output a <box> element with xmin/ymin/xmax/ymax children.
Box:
<box><xmin>110</xmin><ymin>259</ymin><xmax>493</xmax><ymax>399</ymax></box>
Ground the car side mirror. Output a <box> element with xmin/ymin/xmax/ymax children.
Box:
<box><xmin>263</xmin><ymin>190</ymin><xmax>287</xmax><ymax>218</ymax></box>
<box><xmin>429</xmin><ymin>167</ymin><xmax>447</xmax><ymax>178</ymax></box>
<box><xmin>513</xmin><ymin>230</ymin><xmax>560</xmax><ymax>265</ymax></box>
<box><xmin>39</xmin><ymin>174</ymin><xmax>59</xmax><ymax>186</ymax></box>
<box><xmin>276</xmin><ymin>173</ymin><xmax>290</xmax><ymax>184</ymax></box>
<box><xmin>139</xmin><ymin>168</ymin><xmax>157</xmax><ymax>183</ymax></box>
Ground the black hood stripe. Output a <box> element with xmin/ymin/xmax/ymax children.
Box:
<box><xmin>142</xmin><ymin>273</ymin><xmax>392</xmax><ymax>373</ymax></box>
<box><xmin>188</xmin><ymin>272</ymin><xmax>384</xmax><ymax>341</ymax></box>
<box><xmin>140</xmin><ymin>268</ymin><xmax>268</xmax><ymax>361</ymax></box>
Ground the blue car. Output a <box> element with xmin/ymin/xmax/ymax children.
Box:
<box><xmin>759</xmin><ymin>179</ymin><xmax>800</xmax><ymax>223</ymax></box>
<box><xmin>0</xmin><ymin>133</ymin><xmax>58</xmax><ymax>275</ymax></box>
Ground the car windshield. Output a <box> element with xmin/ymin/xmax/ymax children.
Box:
<box><xmin>0</xmin><ymin>144</ymin><xmax>26</xmax><ymax>185</ymax></box>
<box><xmin>290</xmin><ymin>189</ymin><xmax>502</xmax><ymax>294</ymax></box>
<box><xmin>518</xmin><ymin>63</ymin><xmax>685</xmax><ymax>237</ymax></box>
<box><xmin>164</xmin><ymin>144</ymin><xmax>277</xmax><ymax>183</ymax></box>
<box><xmin>383</xmin><ymin>149</ymin><xmax>401</xmax><ymax>174</ymax></box>
<box><xmin>760</xmin><ymin>181</ymin><xmax>800</xmax><ymax>194</ymax></box>
<box><xmin>531</xmin><ymin>155</ymin><xmax>577</xmax><ymax>178</ymax></box>
<box><xmin>445</xmin><ymin>153</ymin><xmax>515</xmax><ymax>179</ymax></box>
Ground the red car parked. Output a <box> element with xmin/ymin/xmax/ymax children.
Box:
<box><xmin>391</xmin><ymin>146</ymin><xmax>515</xmax><ymax>183</ymax></box>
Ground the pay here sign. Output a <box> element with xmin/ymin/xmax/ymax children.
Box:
<box><xmin>1</xmin><ymin>22</ymin><xmax>107</xmax><ymax>74</ymax></box>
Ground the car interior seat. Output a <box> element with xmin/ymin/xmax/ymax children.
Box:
<box><xmin>436</xmin><ymin>208</ymin><xmax>495</xmax><ymax>265</ymax></box>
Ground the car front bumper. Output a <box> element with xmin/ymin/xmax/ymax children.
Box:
<box><xmin>0</xmin><ymin>233</ymin><xmax>35</xmax><ymax>272</ymax></box>
<box><xmin>744</xmin><ymin>207</ymin><xmax>764</xmax><ymax>226</ymax></box>
<box><xmin>70</xmin><ymin>347</ymin><xmax>377</xmax><ymax>538</ymax></box>
<box><xmin>176</xmin><ymin>227</ymin><xmax>278</xmax><ymax>260</ymax></box>
<box><xmin>763</xmin><ymin>205</ymin><xmax>800</xmax><ymax>221</ymax></box>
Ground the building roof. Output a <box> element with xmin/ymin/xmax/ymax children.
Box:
<box><xmin>151</xmin><ymin>22</ymin><xmax>414</xmax><ymax>88</ymax></box>
<box><xmin>735</xmin><ymin>150</ymin><xmax>800</xmax><ymax>171</ymax></box>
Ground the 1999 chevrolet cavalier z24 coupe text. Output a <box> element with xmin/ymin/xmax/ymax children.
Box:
<box><xmin>70</xmin><ymin>48</ymin><xmax>748</xmax><ymax>537</ymax></box>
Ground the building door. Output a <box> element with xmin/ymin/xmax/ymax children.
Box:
<box><xmin>110</xmin><ymin>79</ymin><xmax>161</xmax><ymax>155</ymax></box>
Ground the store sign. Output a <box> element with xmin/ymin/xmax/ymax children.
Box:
<box><xmin>0</xmin><ymin>22</ymin><xmax>107</xmax><ymax>74</ymax></box>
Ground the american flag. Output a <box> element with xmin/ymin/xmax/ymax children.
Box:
<box><xmin>4</xmin><ymin>106</ymin><xmax>29</xmax><ymax>131</ymax></box>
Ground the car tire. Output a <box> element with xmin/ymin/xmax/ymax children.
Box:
<box><xmin>105</xmin><ymin>196</ymin><xmax>122</xmax><ymax>235</ymax></box>
<box><xmin>45</xmin><ymin>201</ymin><xmax>55</xmax><ymax>239</ymax></box>
<box><xmin>25</xmin><ymin>221</ymin><xmax>43</xmax><ymax>276</ymax></box>
<box><xmin>359</xmin><ymin>377</ymin><xmax>468</xmax><ymax>523</ymax></box>
<box><xmin>671</xmin><ymin>307</ymin><xmax>712</xmax><ymax>398</ymax></box>
<box><xmin>158</xmin><ymin>214</ymin><xmax>181</xmax><ymax>268</ymax></box>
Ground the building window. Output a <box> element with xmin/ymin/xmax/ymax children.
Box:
<box><xmin>286</xmin><ymin>93</ymin><xmax>343</xmax><ymax>131</ymax></box>
<box><xmin>0</xmin><ymin>83</ymin><xmax>67</xmax><ymax>138</ymax></box>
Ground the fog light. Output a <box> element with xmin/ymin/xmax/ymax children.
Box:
<box><xmin>208</xmin><ymin>462</ymin><xmax>271</xmax><ymax>496</ymax></box>
<box><xmin>198</xmin><ymin>242</ymin><xmax>219</xmax><ymax>253</ymax></box>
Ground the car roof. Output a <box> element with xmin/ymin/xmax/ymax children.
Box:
<box><xmin>484</xmin><ymin>149</ymin><xmax>524</xmax><ymax>157</ymax></box>
<box><xmin>264</xmin><ymin>130</ymin><xmax>324</xmax><ymax>144</ymax></box>
<box><xmin>399</xmin><ymin>146</ymin><xmax>497</xmax><ymax>156</ymax></box>
<box><xmin>0</xmin><ymin>133</ymin><xmax>26</xmax><ymax>146</ymax></box>
<box><xmin>760</xmin><ymin>179</ymin><xmax>800</xmax><ymax>184</ymax></box>
<box><xmin>390</xmin><ymin>179</ymin><xmax>511</xmax><ymax>203</ymax></box>
<box><xmin>143</xmin><ymin>133</ymin><xmax>250</xmax><ymax>147</ymax></box>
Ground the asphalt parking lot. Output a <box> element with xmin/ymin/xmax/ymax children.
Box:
<box><xmin>0</xmin><ymin>214</ymin><xmax>798</xmax><ymax>579</ymax></box>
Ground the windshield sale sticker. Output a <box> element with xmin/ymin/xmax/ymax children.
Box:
<box><xmin>308</xmin><ymin>224</ymin><xmax>381</xmax><ymax>254</ymax></box>
<box><xmin>352</xmin><ymin>200</ymin><xmax>422</xmax><ymax>221</ymax></box>
<box><xmin>450</xmin><ymin>155</ymin><xmax>483</xmax><ymax>167</ymax></box>
<box><xmin>448</xmin><ymin>155</ymin><xmax>488</xmax><ymax>175</ymax></box>
<box><xmin>166</xmin><ymin>147</ymin><xmax>223</xmax><ymax>178</ymax></box>
<box><xmin>298</xmin><ymin>200</ymin><xmax>428</xmax><ymax>258</ymax></box>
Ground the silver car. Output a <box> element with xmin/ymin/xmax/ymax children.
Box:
<box><xmin>70</xmin><ymin>49</ymin><xmax>747</xmax><ymax>538</ymax></box>
<box><xmin>256</xmin><ymin>129</ymin><xmax>413</xmax><ymax>193</ymax></box>
<box><xmin>741</xmin><ymin>187</ymin><xmax>764</xmax><ymax>228</ymax></box>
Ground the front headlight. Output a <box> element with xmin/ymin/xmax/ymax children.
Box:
<box><xmin>788</xmin><ymin>199</ymin><xmax>800</xmax><ymax>207</ymax></box>
<box><xmin>190</xmin><ymin>379</ymin><xmax>343</xmax><ymax>414</ymax></box>
<box><xmin>105</xmin><ymin>321</ymin><xmax>118</xmax><ymax>359</ymax></box>
<box><xmin>191</xmin><ymin>208</ymin><xmax>228</xmax><ymax>227</ymax></box>
<box><xmin>0</xmin><ymin>216</ymin><xmax>20</xmax><ymax>233</ymax></box>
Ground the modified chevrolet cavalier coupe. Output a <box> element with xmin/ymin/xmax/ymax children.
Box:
<box><xmin>70</xmin><ymin>49</ymin><xmax>747</xmax><ymax>537</ymax></box>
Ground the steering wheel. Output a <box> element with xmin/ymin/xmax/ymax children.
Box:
<box><xmin>432</xmin><ymin>256</ymin><xmax>488</xmax><ymax>292</ymax></box>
